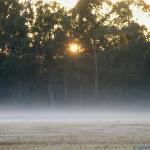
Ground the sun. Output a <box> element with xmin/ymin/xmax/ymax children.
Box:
<box><xmin>69</xmin><ymin>43</ymin><xmax>79</xmax><ymax>54</ymax></box>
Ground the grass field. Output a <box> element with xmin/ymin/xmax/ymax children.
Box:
<box><xmin>0</xmin><ymin>121</ymin><xmax>150</xmax><ymax>150</ymax></box>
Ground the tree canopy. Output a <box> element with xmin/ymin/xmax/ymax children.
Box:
<box><xmin>0</xmin><ymin>0</ymin><xmax>150</xmax><ymax>109</ymax></box>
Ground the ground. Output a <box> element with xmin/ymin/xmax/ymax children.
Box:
<box><xmin>0</xmin><ymin>121</ymin><xmax>150</xmax><ymax>150</ymax></box>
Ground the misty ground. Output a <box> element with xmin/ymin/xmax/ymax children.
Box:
<box><xmin>0</xmin><ymin>112</ymin><xmax>150</xmax><ymax>150</ymax></box>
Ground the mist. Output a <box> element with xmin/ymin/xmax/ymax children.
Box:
<box><xmin>0</xmin><ymin>104</ymin><xmax>149</xmax><ymax>123</ymax></box>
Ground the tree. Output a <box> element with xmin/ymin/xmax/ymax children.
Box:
<box><xmin>73</xmin><ymin>0</ymin><xmax>111</xmax><ymax>99</ymax></box>
<box><xmin>0</xmin><ymin>0</ymin><xmax>29</xmax><ymax>54</ymax></box>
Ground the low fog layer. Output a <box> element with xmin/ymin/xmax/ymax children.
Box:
<box><xmin>0</xmin><ymin>107</ymin><xmax>149</xmax><ymax>122</ymax></box>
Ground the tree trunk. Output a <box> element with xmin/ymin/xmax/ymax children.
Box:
<box><xmin>94</xmin><ymin>49</ymin><xmax>98</xmax><ymax>98</ymax></box>
<box><xmin>76</xmin><ymin>72</ymin><xmax>83</xmax><ymax>110</ymax></box>
<box><xmin>16</xmin><ymin>81</ymin><xmax>22</xmax><ymax>101</ymax></box>
<box><xmin>64</xmin><ymin>62</ymin><xmax>68</xmax><ymax>108</ymax></box>
<box><xmin>79</xmin><ymin>83</ymin><xmax>83</xmax><ymax>110</ymax></box>
<box><xmin>48</xmin><ymin>84</ymin><xmax>55</xmax><ymax>109</ymax></box>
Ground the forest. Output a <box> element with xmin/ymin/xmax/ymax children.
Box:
<box><xmin>0</xmin><ymin>0</ymin><xmax>150</xmax><ymax>109</ymax></box>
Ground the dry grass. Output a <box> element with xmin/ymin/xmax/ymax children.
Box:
<box><xmin>0</xmin><ymin>121</ymin><xmax>150</xmax><ymax>150</ymax></box>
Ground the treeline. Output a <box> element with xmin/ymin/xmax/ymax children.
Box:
<box><xmin>0</xmin><ymin>0</ymin><xmax>150</xmax><ymax>108</ymax></box>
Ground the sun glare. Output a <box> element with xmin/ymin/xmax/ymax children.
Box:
<box><xmin>69</xmin><ymin>43</ymin><xmax>79</xmax><ymax>54</ymax></box>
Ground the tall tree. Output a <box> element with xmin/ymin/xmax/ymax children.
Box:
<box><xmin>74</xmin><ymin>0</ymin><xmax>110</xmax><ymax>98</ymax></box>
<box><xmin>0</xmin><ymin>0</ymin><xmax>29</xmax><ymax>54</ymax></box>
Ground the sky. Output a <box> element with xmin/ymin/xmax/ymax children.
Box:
<box><xmin>38</xmin><ymin>0</ymin><xmax>78</xmax><ymax>8</ymax></box>
<box><xmin>131</xmin><ymin>5</ymin><xmax>150</xmax><ymax>31</ymax></box>
<box><xmin>57</xmin><ymin>0</ymin><xmax>78</xmax><ymax>8</ymax></box>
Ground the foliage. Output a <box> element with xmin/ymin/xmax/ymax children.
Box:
<box><xmin>0</xmin><ymin>0</ymin><xmax>150</xmax><ymax>106</ymax></box>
